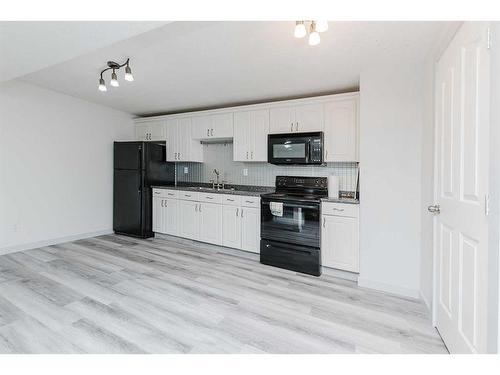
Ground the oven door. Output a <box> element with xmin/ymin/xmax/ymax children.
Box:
<box><xmin>260</xmin><ymin>198</ymin><xmax>321</xmax><ymax>248</ymax></box>
<box><xmin>268</xmin><ymin>134</ymin><xmax>310</xmax><ymax>164</ymax></box>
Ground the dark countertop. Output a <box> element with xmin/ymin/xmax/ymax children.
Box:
<box><xmin>151</xmin><ymin>183</ymin><xmax>274</xmax><ymax>197</ymax></box>
<box><xmin>321</xmin><ymin>197</ymin><xmax>360</xmax><ymax>205</ymax></box>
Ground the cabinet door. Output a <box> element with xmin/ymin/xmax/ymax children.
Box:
<box><xmin>252</xmin><ymin>109</ymin><xmax>270</xmax><ymax>161</ymax></box>
<box><xmin>198</xmin><ymin>202</ymin><xmax>223</xmax><ymax>245</ymax></box>
<box><xmin>211</xmin><ymin>113</ymin><xmax>233</xmax><ymax>138</ymax></box>
<box><xmin>222</xmin><ymin>205</ymin><xmax>241</xmax><ymax>249</ymax></box>
<box><xmin>295</xmin><ymin>103</ymin><xmax>324</xmax><ymax>132</ymax></box>
<box><xmin>324</xmin><ymin>99</ymin><xmax>358</xmax><ymax>162</ymax></box>
<box><xmin>240</xmin><ymin>207</ymin><xmax>260</xmax><ymax>253</ymax></box>
<box><xmin>148</xmin><ymin>120</ymin><xmax>166</xmax><ymax>141</ymax></box>
<box><xmin>233</xmin><ymin>111</ymin><xmax>251</xmax><ymax>161</ymax></box>
<box><xmin>269</xmin><ymin>106</ymin><xmax>295</xmax><ymax>134</ymax></box>
<box><xmin>152</xmin><ymin>197</ymin><xmax>164</xmax><ymax>233</ymax></box>
<box><xmin>164</xmin><ymin>198</ymin><xmax>178</xmax><ymax>236</ymax></box>
<box><xmin>165</xmin><ymin>119</ymin><xmax>178</xmax><ymax>161</ymax></box>
<box><xmin>191</xmin><ymin>115</ymin><xmax>212</xmax><ymax>139</ymax></box>
<box><xmin>177</xmin><ymin>118</ymin><xmax>191</xmax><ymax>162</ymax></box>
<box><xmin>135</xmin><ymin>124</ymin><xmax>148</xmax><ymax>141</ymax></box>
<box><xmin>321</xmin><ymin>215</ymin><xmax>359</xmax><ymax>272</ymax></box>
<box><xmin>178</xmin><ymin>200</ymin><xmax>199</xmax><ymax>240</ymax></box>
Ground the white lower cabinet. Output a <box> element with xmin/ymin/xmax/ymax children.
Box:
<box><xmin>321</xmin><ymin>202</ymin><xmax>359</xmax><ymax>273</ymax></box>
<box><xmin>222</xmin><ymin>205</ymin><xmax>241</xmax><ymax>248</ymax></box>
<box><xmin>178</xmin><ymin>200</ymin><xmax>200</xmax><ymax>240</ymax></box>
<box><xmin>199</xmin><ymin>202</ymin><xmax>223</xmax><ymax>245</ymax></box>
<box><xmin>240</xmin><ymin>207</ymin><xmax>260</xmax><ymax>253</ymax></box>
<box><xmin>153</xmin><ymin>189</ymin><xmax>260</xmax><ymax>253</ymax></box>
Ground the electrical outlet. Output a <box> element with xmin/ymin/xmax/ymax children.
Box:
<box><xmin>184</xmin><ymin>167</ymin><xmax>189</xmax><ymax>174</ymax></box>
<box><xmin>243</xmin><ymin>168</ymin><xmax>248</xmax><ymax>176</ymax></box>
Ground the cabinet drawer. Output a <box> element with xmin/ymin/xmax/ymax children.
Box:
<box><xmin>178</xmin><ymin>191</ymin><xmax>200</xmax><ymax>201</ymax></box>
<box><xmin>152</xmin><ymin>188</ymin><xmax>168</xmax><ymax>198</ymax></box>
<box><xmin>240</xmin><ymin>196</ymin><xmax>260</xmax><ymax>208</ymax></box>
<box><xmin>199</xmin><ymin>192</ymin><xmax>223</xmax><ymax>204</ymax></box>
<box><xmin>322</xmin><ymin>202</ymin><xmax>359</xmax><ymax>218</ymax></box>
<box><xmin>222</xmin><ymin>195</ymin><xmax>241</xmax><ymax>206</ymax></box>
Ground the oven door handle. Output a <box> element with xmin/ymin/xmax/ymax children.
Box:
<box><xmin>261</xmin><ymin>201</ymin><xmax>319</xmax><ymax>210</ymax></box>
<box><xmin>264</xmin><ymin>242</ymin><xmax>315</xmax><ymax>255</ymax></box>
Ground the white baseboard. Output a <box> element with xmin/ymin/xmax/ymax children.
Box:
<box><xmin>358</xmin><ymin>276</ymin><xmax>420</xmax><ymax>299</ymax></box>
<box><xmin>0</xmin><ymin>229</ymin><xmax>113</xmax><ymax>256</ymax></box>
<box><xmin>419</xmin><ymin>290</ymin><xmax>432</xmax><ymax>314</ymax></box>
<box><xmin>322</xmin><ymin>266</ymin><xmax>359</xmax><ymax>282</ymax></box>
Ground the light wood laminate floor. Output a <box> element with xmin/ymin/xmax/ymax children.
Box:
<box><xmin>0</xmin><ymin>234</ymin><xmax>447</xmax><ymax>354</ymax></box>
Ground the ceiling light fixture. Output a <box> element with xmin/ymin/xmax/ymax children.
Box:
<box><xmin>98</xmin><ymin>58</ymin><xmax>133</xmax><ymax>92</ymax></box>
<box><xmin>293</xmin><ymin>21</ymin><xmax>328</xmax><ymax>46</ymax></box>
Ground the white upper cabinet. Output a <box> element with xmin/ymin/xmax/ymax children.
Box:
<box><xmin>192</xmin><ymin>113</ymin><xmax>233</xmax><ymax>140</ymax></box>
<box><xmin>135</xmin><ymin>120</ymin><xmax>166</xmax><ymax>141</ymax></box>
<box><xmin>323</xmin><ymin>96</ymin><xmax>359</xmax><ymax>162</ymax></box>
<box><xmin>165</xmin><ymin>118</ymin><xmax>203</xmax><ymax>162</ymax></box>
<box><xmin>233</xmin><ymin>109</ymin><xmax>269</xmax><ymax>162</ymax></box>
<box><xmin>270</xmin><ymin>103</ymin><xmax>324</xmax><ymax>134</ymax></box>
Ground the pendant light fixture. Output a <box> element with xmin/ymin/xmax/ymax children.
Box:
<box><xmin>293</xmin><ymin>21</ymin><xmax>328</xmax><ymax>46</ymax></box>
<box><xmin>98</xmin><ymin>58</ymin><xmax>133</xmax><ymax>92</ymax></box>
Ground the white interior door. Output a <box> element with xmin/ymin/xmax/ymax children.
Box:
<box><xmin>433</xmin><ymin>22</ymin><xmax>490</xmax><ymax>354</ymax></box>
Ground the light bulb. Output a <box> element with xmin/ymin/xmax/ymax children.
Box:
<box><xmin>110</xmin><ymin>70</ymin><xmax>119</xmax><ymax>87</ymax></box>
<box><xmin>294</xmin><ymin>21</ymin><xmax>306</xmax><ymax>38</ymax></box>
<box><xmin>125</xmin><ymin>65</ymin><xmax>134</xmax><ymax>82</ymax></box>
<box><xmin>98</xmin><ymin>78</ymin><xmax>107</xmax><ymax>92</ymax></box>
<box><xmin>308</xmin><ymin>22</ymin><xmax>320</xmax><ymax>46</ymax></box>
<box><xmin>316</xmin><ymin>21</ymin><xmax>328</xmax><ymax>33</ymax></box>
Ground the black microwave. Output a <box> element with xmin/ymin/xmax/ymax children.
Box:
<box><xmin>268</xmin><ymin>132</ymin><xmax>324</xmax><ymax>165</ymax></box>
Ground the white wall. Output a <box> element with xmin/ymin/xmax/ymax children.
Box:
<box><xmin>358</xmin><ymin>64</ymin><xmax>424</xmax><ymax>298</ymax></box>
<box><xmin>0</xmin><ymin>80</ymin><xmax>134</xmax><ymax>254</ymax></box>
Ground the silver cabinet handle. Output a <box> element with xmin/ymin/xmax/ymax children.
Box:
<box><xmin>428</xmin><ymin>204</ymin><xmax>440</xmax><ymax>214</ymax></box>
<box><xmin>199</xmin><ymin>204</ymin><xmax>202</xmax><ymax>212</ymax></box>
<box><xmin>168</xmin><ymin>193</ymin><xmax>174</xmax><ymax>196</ymax></box>
<box><xmin>290</xmin><ymin>123</ymin><xmax>293</xmax><ymax>132</ymax></box>
<box><xmin>295</xmin><ymin>122</ymin><xmax>298</xmax><ymax>131</ymax></box>
<box><xmin>161</xmin><ymin>199</ymin><xmax>164</xmax><ymax>207</ymax></box>
<box><xmin>207</xmin><ymin>128</ymin><xmax>210</xmax><ymax>136</ymax></box>
<box><xmin>211</xmin><ymin>128</ymin><xmax>214</xmax><ymax>136</ymax></box>
<box><xmin>325</xmin><ymin>150</ymin><xmax>328</xmax><ymax>159</ymax></box>
<box><xmin>332</xmin><ymin>208</ymin><xmax>344</xmax><ymax>212</ymax></box>
<box><xmin>227</xmin><ymin>198</ymin><xmax>234</xmax><ymax>202</ymax></box>
<box><xmin>241</xmin><ymin>209</ymin><xmax>244</xmax><ymax>218</ymax></box>
<box><xmin>205</xmin><ymin>196</ymin><xmax>213</xmax><ymax>199</ymax></box>
<box><xmin>174</xmin><ymin>152</ymin><xmax>177</xmax><ymax>160</ymax></box>
<box><xmin>178</xmin><ymin>152</ymin><xmax>181</xmax><ymax>160</ymax></box>
<box><xmin>323</xmin><ymin>217</ymin><xmax>325</xmax><ymax>228</ymax></box>
<box><xmin>236</xmin><ymin>208</ymin><xmax>239</xmax><ymax>217</ymax></box>
<box><xmin>195</xmin><ymin>203</ymin><xmax>198</xmax><ymax>212</ymax></box>
<box><xmin>245</xmin><ymin>200</ymin><xmax>254</xmax><ymax>204</ymax></box>
<box><xmin>246</xmin><ymin>151</ymin><xmax>249</xmax><ymax>159</ymax></box>
<box><xmin>184</xmin><ymin>194</ymin><xmax>191</xmax><ymax>197</ymax></box>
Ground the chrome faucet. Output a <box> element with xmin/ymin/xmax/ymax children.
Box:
<box><xmin>210</xmin><ymin>169</ymin><xmax>226</xmax><ymax>190</ymax></box>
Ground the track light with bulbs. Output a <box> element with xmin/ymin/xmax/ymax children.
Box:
<box><xmin>293</xmin><ymin>21</ymin><xmax>328</xmax><ymax>46</ymax></box>
<box><xmin>98</xmin><ymin>58</ymin><xmax>133</xmax><ymax>92</ymax></box>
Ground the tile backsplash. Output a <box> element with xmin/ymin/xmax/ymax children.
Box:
<box><xmin>176</xmin><ymin>142</ymin><xmax>359</xmax><ymax>191</ymax></box>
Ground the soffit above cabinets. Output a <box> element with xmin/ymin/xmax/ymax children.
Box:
<box><xmin>18</xmin><ymin>21</ymin><xmax>456</xmax><ymax>116</ymax></box>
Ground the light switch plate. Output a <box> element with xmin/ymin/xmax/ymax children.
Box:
<box><xmin>184</xmin><ymin>167</ymin><xmax>189</xmax><ymax>174</ymax></box>
<box><xmin>243</xmin><ymin>168</ymin><xmax>248</xmax><ymax>176</ymax></box>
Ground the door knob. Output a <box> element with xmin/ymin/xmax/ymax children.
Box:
<box><xmin>427</xmin><ymin>204</ymin><xmax>440</xmax><ymax>214</ymax></box>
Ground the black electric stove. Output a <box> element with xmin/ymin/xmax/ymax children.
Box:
<box><xmin>260</xmin><ymin>176</ymin><xmax>327</xmax><ymax>276</ymax></box>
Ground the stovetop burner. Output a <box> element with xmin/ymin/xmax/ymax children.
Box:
<box><xmin>261</xmin><ymin>176</ymin><xmax>328</xmax><ymax>202</ymax></box>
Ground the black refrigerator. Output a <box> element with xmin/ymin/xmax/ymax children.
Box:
<box><xmin>113</xmin><ymin>141</ymin><xmax>175</xmax><ymax>238</ymax></box>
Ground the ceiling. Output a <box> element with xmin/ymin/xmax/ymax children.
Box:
<box><xmin>15</xmin><ymin>21</ymin><xmax>453</xmax><ymax>116</ymax></box>
<box><xmin>0</xmin><ymin>21</ymin><xmax>168</xmax><ymax>83</ymax></box>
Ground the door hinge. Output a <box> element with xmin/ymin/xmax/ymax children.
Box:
<box><xmin>485</xmin><ymin>194</ymin><xmax>490</xmax><ymax>216</ymax></box>
<box><xmin>487</xmin><ymin>27</ymin><xmax>492</xmax><ymax>49</ymax></box>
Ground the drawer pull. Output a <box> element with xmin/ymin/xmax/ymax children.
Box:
<box><xmin>184</xmin><ymin>194</ymin><xmax>191</xmax><ymax>197</ymax></box>
<box><xmin>206</xmin><ymin>196</ymin><xmax>213</xmax><ymax>199</ymax></box>
<box><xmin>168</xmin><ymin>193</ymin><xmax>175</xmax><ymax>196</ymax></box>
<box><xmin>245</xmin><ymin>200</ymin><xmax>254</xmax><ymax>203</ymax></box>
<box><xmin>332</xmin><ymin>208</ymin><xmax>345</xmax><ymax>212</ymax></box>
<box><xmin>227</xmin><ymin>198</ymin><xmax>235</xmax><ymax>202</ymax></box>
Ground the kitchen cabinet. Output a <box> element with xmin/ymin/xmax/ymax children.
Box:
<box><xmin>222</xmin><ymin>205</ymin><xmax>242</xmax><ymax>249</ymax></box>
<box><xmin>178</xmin><ymin>200</ymin><xmax>200</xmax><ymax>240</ymax></box>
<box><xmin>324</xmin><ymin>97</ymin><xmax>359</xmax><ymax>162</ymax></box>
<box><xmin>165</xmin><ymin>118</ymin><xmax>203</xmax><ymax>162</ymax></box>
<box><xmin>270</xmin><ymin>103</ymin><xmax>323</xmax><ymax>134</ymax></box>
<box><xmin>240</xmin><ymin>206</ymin><xmax>260</xmax><ymax>253</ymax></box>
<box><xmin>135</xmin><ymin>120</ymin><xmax>166</xmax><ymax>141</ymax></box>
<box><xmin>164</xmin><ymin>198</ymin><xmax>178</xmax><ymax>236</ymax></box>
<box><xmin>233</xmin><ymin>109</ymin><xmax>269</xmax><ymax>162</ymax></box>
<box><xmin>198</xmin><ymin>202</ymin><xmax>223</xmax><ymax>245</ymax></box>
<box><xmin>192</xmin><ymin>113</ymin><xmax>233</xmax><ymax>140</ymax></box>
<box><xmin>321</xmin><ymin>202</ymin><xmax>359</xmax><ymax>273</ymax></box>
<box><xmin>152</xmin><ymin>196</ymin><xmax>164</xmax><ymax>233</ymax></box>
